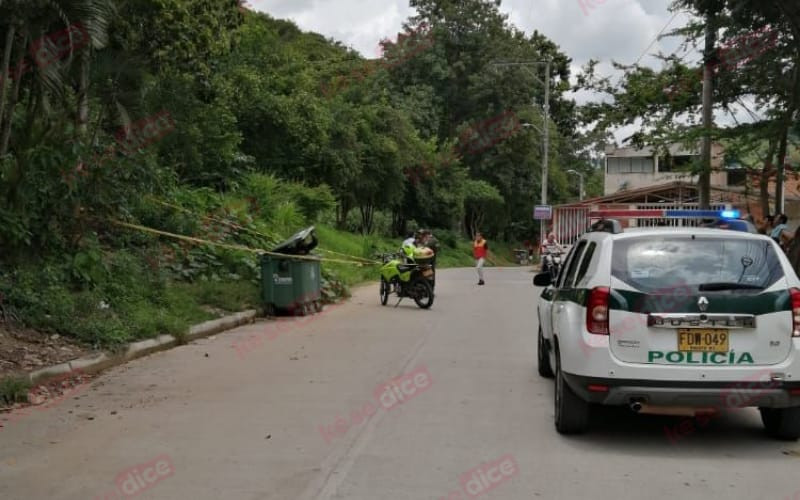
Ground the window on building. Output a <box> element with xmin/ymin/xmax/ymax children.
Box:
<box><xmin>607</xmin><ymin>157</ymin><xmax>627</xmax><ymax>173</ymax></box>
<box><xmin>727</xmin><ymin>168</ymin><xmax>747</xmax><ymax>186</ymax></box>
<box><xmin>660</xmin><ymin>155</ymin><xmax>696</xmax><ymax>172</ymax></box>
<box><xmin>607</xmin><ymin>156</ymin><xmax>654</xmax><ymax>174</ymax></box>
<box><xmin>631</xmin><ymin>157</ymin><xmax>655</xmax><ymax>173</ymax></box>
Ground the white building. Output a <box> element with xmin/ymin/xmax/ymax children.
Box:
<box><xmin>604</xmin><ymin>143</ymin><xmax>730</xmax><ymax>195</ymax></box>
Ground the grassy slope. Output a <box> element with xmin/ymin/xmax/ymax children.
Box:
<box><xmin>315</xmin><ymin>225</ymin><xmax>516</xmax><ymax>288</ymax></box>
<box><xmin>0</xmin><ymin>225</ymin><xmax>517</xmax><ymax>354</ymax></box>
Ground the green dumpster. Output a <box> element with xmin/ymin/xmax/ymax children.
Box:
<box><xmin>261</xmin><ymin>226</ymin><xmax>322</xmax><ymax>316</ymax></box>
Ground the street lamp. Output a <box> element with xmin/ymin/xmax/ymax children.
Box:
<box><xmin>521</xmin><ymin>121</ymin><xmax>549</xmax><ymax>242</ymax></box>
<box><xmin>566</xmin><ymin>169</ymin><xmax>585</xmax><ymax>201</ymax></box>
<box><xmin>492</xmin><ymin>60</ymin><xmax>551</xmax><ymax>244</ymax></box>
<box><xmin>521</xmin><ymin>122</ymin><xmax>541</xmax><ymax>133</ymax></box>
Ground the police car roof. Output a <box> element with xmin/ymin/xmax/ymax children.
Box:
<box><xmin>615</xmin><ymin>227</ymin><xmax>769</xmax><ymax>240</ymax></box>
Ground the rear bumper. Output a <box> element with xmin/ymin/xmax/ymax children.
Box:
<box><xmin>563</xmin><ymin>373</ymin><xmax>800</xmax><ymax>408</ymax></box>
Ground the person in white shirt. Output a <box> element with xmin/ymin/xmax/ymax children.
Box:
<box><xmin>540</xmin><ymin>233</ymin><xmax>564</xmax><ymax>273</ymax></box>
<box><xmin>540</xmin><ymin>233</ymin><xmax>564</xmax><ymax>255</ymax></box>
<box><xmin>401</xmin><ymin>230</ymin><xmax>424</xmax><ymax>262</ymax></box>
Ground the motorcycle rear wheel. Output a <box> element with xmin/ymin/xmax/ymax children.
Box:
<box><xmin>412</xmin><ymin>279</ymin><xmax>434</xmax><ymax>309</ymax></box>
<box><xmin>380</xmin><ymin>277</ymin><xmax>389</xmax><ymax>306</ymax></box>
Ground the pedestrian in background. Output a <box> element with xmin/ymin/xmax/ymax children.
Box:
<box><xmin>759</xmin><ymin>214</ymin><xmax>775</xmax><ymax>235</ymax></box>
<box><xmin>473</xmin><ymin>232</ymin><xmax>490</xmax><ymax>286</ymax></box>
<box><xmin>772</xmin><ymin>214</ymin><xmax>788</xmax><ymax>238</ymax></box>
<box><xmin>772</xmin><ymin>213</ymin><xmax>792</xmax><ymax>250</ymax></box>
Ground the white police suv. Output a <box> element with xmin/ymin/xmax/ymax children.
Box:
<box><xmin>534</xmin><ymin>219</ymin><xmax>800</xmax><ymax>438</ymax></box>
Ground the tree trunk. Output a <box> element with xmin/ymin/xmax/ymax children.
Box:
<box><xmin>392</xmin><ymin>211</ymin><xmax>406</xmax><ymax>237</ymax></box>
<box><xmin>0</xmin><ymin>25</ymin><xmax>16</xmax><ymax>139</ymax></box>
<box><xmin>699</xmin><ymin>11</ymin><xmax>717</xmax><ymax>210</ymax></box>
<box><xmin>0</xmin><ymin>33</ymin><xmax>26</xmax><ymax>157</ymax></box>
<box><xmin>762</xmin><ymin>140</ymin><xmax>777</xmax><ymax>216</ymax></box>
<box><xmin>774</xmin><ymin>57</ymin><xmax>800</xmax><ymax>214</ymax></box>
<box><xmin>359</xmin><ymin>204</ymin><xmax>374</xmax><ymax>234</ymax></box>
<box><xmin>75</xmin><ymin>47</ymin><xmax>91</xmax><ymax>138</ymax></box>
<box><xmin>21</xmin><ymin>69</ymin><xmax>41</xmax><ymax>149</ymax></box>
<box><xmin>776</xmin><ymin>131</ymin><xmax>790</xmax><ymax>215</ymax></box>
<box><xmin>758</xmin><ymin>162</ymin><xmax>771</xmax><ymax>217</ymax></box>
<box><xmin>336</xmin><ymin>199</ymin><xmax>351</xmax><ymax>228</ymax></box>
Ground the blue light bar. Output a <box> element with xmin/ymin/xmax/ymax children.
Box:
<box><xmin>720</xmin><ymin>210</ymin><xmax>740</xmax><ymax>219</ymax></box>
<box><xmin>589</xmin><ymin>209</ymin><xmax>742</xmax><ymax>220</ymax></box>
<box><xmin>665</xmin><ymin>210</ymin><xmax>728</xmax><ymax>218</ymax></box>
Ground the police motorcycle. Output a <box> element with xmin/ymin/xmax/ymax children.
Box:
<box><xmin>376</xmin><ymin>241</ymin><xmax>435</xmax><ymax>309</ymax></box>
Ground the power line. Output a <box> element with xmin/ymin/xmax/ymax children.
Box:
<box><xmin>634</xmin><ymin>11</ymin><xmax>681</xmax><ymax>66</ymax></box>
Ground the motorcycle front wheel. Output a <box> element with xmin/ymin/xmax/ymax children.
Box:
<box><xmin>411</xmin><ymin>279</ymin><xmax>434</xmax><ymax>309</ymax></box>
<box><xmin>380</xmin><ymin>277</ymin><xmax>389</xmax><ymax>306</ymax></box>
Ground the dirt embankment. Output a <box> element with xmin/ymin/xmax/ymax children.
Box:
<box><xmin>0</xmin><ymin>324</ymin><xmax>89</xmax><ymax>379</ymax></box>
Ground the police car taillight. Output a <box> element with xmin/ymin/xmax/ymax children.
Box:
<box><xmin>791</xmin><ymin>288</ymin><xmax>800</xmax><ymax>337</ymax></box>
<box><xmin>587</xmin><ymin>287</ymin><xmax>610</xmax><ymax>335</ymax></box>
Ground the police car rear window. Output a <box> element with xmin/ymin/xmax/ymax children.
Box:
<box><xmin>611</xmin><ymin>236</ymin><xmax>784</xmax><ymax>293</ymax></box>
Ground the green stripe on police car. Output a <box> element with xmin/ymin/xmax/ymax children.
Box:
<box><xmin>648</xmin><ymin>351</ymin><xmax>754</xmax><ymax>364</ymax></box>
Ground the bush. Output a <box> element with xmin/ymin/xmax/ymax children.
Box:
<box><xmin>239</xmin><ymin>173</ymin><xmax>336</xmax><ymax>224</ymax></box>
<box><xmin>272</xmin><ymin>202</ymin><xmax>307</xmax><ymax>237</ymax></box>
<box><xmin>181</xmin><ymin>280</ymin><xmax>260</xmax><ymax>312</ymax></box>
<box><xmin>435</xmin><ymin>229</ymin><xmax>460</xmax><ymax>249</ymax></box>
<box><xmin>281</xmin><ymin>182</ymin><xmax>336</xmax><ymax>222</ymax></box>
<box><xmin>0</xmin><ymin>252</ymin><xmax>218</xmax><ymax>349</ymax></box>
<box><xmin>0</xmin><ymin>376</ymin><xmax>31</xmax><ymax>405</ymax></box>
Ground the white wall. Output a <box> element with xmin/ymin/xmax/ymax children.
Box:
<box><xmin>603</xmin><ymin>143</ymin><xmax>726</xmax><ymax>195</ymax></box>
<box><xmin>604</xmin><ymin>170</ymin><xmax>729</xmax><ymax>194</ymax></box>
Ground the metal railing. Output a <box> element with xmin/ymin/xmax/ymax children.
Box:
<box><xmin>552</xmin><ymin>207</ymin><xmax>592</xmax><ymax>246</ymax></box>
<box><xmin>551</xmin><ymin>203</ymin><xmax>730</xmax><ymax>243</ymax></box>
<box><xmin>634</xmin><ymin>204</ymin><xmax>726</xmax><ymax>228</ymax></box>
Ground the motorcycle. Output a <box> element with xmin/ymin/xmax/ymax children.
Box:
<box><xmin>377</xmin><ymin>249</ymin><xmax>435</xmax><ymax>309</ymax></box>
<box><xmin>542</xmin><ymin>251</ymin><xmax>562</xmax><ymax>278</ymax></box>
<box><xmin>514</xmin><ymin>249</ymin><xmax>531</xmax><ymax>265</ymax></box>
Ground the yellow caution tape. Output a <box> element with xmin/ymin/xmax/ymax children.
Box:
<box><xmin>147</xmin><ymin>197</ymin><xmax>282</xmax><ymax>243</ymax></box>
<box><xmin>317</xmin><ymin>247</ymin><xmax>379</xmax><ymax>264</ymax></box>
<box><xmin>110</xmin><ymin>219</ymin><xmax>378</xmax><ymax>266</ymax></box>
<box><xmin>147</xmin><ymin>196</ymin><xmax>380</xmax><ymax>265</ymax></box>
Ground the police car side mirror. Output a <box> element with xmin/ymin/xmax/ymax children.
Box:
<box><xmin>533</xmin><ymin>272</ymin><xmax>553</xmax><ymax>287</ymax></box>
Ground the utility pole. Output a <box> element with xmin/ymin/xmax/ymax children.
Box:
<box><xmin>542</xmin><ymin>60</ymin><xmax>550</xmax><ymax>241</ymax></box>
<box><xmin>492</xmin><ymin>60</ymin><xmax>551</xmax><ymax>241</ymax></box>
<box><xmin>699</xmin><ymin>12</ymin><xmax>716</xmax><ymax>210</ymax></box>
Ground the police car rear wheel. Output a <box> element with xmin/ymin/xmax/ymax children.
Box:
<box><xmin>537</xmin><ymin>326</ymin><xmax>553</xmax><ymax>378</ymax></box>
<box><xmin>554</xmin><ymin>345</ymin><xmax>589</xmax><ymax>434</ymax></box>
<box><xmin>760</xmin><ymin>407</ymin><xmax>800</xmax><ymax>440</ymax></box>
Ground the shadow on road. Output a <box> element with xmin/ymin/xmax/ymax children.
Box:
<box><xmin>538</xmin><ymin>384</ymin><xmax>794</xmax><ymax>457</ymax></box>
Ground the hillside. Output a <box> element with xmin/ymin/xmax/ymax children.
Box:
<box><xmin>0</xmin><ymin>0</ymin><xmax>581</xmax><ymax>392</ymax></box>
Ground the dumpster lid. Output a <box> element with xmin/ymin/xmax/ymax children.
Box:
<box><xmin>271</xmin><ymin>226</ymin><xmax>318</xmax><ymax>255</ymax></box>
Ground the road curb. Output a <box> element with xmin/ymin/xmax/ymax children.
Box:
<box><xmin>28</xmin><ymin>309</ymin><xmax>259</xmax><ymax>385</ymax></box>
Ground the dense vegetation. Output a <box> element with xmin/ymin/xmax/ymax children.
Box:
<box><xmin>0</xmin><ymin>0</ymin><xmax>547</xmax><ymax>349</ymax></box>
<box><xmin>3</xmin><ymin>0</ymin><xmax>796</xmax><ymax>351</ymax></box>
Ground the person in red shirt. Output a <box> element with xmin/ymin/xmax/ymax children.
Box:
<box><xmin>473</xmin><ymin>232</ymin><xmax>490</xmax><ymax>285</ymax></box>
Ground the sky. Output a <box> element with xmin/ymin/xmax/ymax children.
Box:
<box><xmin>253</xmin><ymin>0</ymin><xmax>713</xmax><ymax>144</ymax></box>
<box><xmin>255</xmin><ymin>0</ymin><xmax>695</xmax><ymax>87</ymax></box>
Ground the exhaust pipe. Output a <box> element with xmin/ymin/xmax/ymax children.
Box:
<box><xmin>629</xmin><ymin>401</ymin><xmax>643</xmax><ymax>413</ymax></box>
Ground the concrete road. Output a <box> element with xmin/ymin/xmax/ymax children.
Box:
<box><xmin>1</xmin><ymin>267</ymin><xmax>799</xmax><ymax>500</ymax></box>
